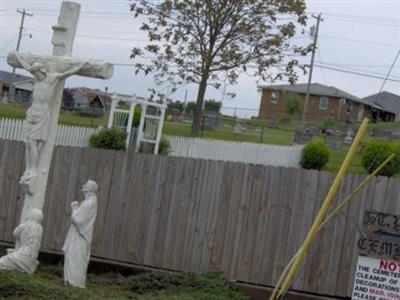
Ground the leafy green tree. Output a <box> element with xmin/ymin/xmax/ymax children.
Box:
<box><xmin>286</xmin><ymin>93</ymin><xmax>302</xmax><ymax>116</ymax></box>
<box><xmin>185</xmin><ymin>101</ymin><xmax>197</xmax><ymax>115</ymax></box>
<box><xmin>204</xmin><ymin>100</ymin><xmax>222</xmax><ymax>113</ymax></box>
<box><xmin>130</xmin><ymin>0</ymin><xmax>311</xmax><ymax>136</ymax></box>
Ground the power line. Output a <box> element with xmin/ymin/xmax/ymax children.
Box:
<box><xmin>317</xmin><ymin>62</ymin><xmax>400</xmax><ymax>79</ymax></box>
<box><xmin>0</xmin><ymin>34</ymin><xmax>19</xmax><ymax>52</ymax></box>
<box><xmin>319</xmin><ymin>12</ymin><xmax>400</xmax><ymax>23</ymax></box>
<box><xmin>324</xmin><ymin>16</ymin><xmax>400</xmax><ymax>28</ymax></box>
<box><xmin>27</xmin><ymin>28</ymin><xmax>148</xmax><ymax>42</ymax></box>
<box><xmin>314</xmin><ymin>64</ymin><xmax>400</xmax><ymax>83</ymax></box>
<box><xmin>319</xmin><ymin>34</ymin><xmax>400</xmax><ymax>49</ymax></box>
<box><xmin>378</xmin><ymin>49</ymin><xmax>400</xmax><ymax>93</ymax></box>
<box><xmin>315</xmin><ymin>61</ymin><xmax>400</xmax><ymax>68</ymax></box>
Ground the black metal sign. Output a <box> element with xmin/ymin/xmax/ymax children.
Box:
<box><xmin>357</xmin><ymin>210</ymin><xmax>400</xmax><ymax>262</ymax></box>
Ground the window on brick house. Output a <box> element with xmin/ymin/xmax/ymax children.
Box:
<box><xmin>346</xmin><ymin>99</ymin><xmax>353</xmax><ymax>114</ymax></box>
<box><xmin>270</xmin><ymin>91</ymin><xmax>279</xmax><ymax>104</ymax></box>
<box><xmin>319</xmin><ymin>96</ymin><xmax>328</xmax><ymax>110</ymax></box>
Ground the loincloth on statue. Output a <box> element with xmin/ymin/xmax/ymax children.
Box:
<box><xmin>25</xmin><ymin>105</ymin><xmax>51</xmax><ymax>141</ymax></box>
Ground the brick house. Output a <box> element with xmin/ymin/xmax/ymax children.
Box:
<box><xmin>258</xmin><ymin>82</ymin><xmax>370</xmax><ymax>123</ymax></box>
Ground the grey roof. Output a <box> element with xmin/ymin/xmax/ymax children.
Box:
<box><xmin>0</xmin><ymin>70</ymin><xmax>32</xmax><ymax>86</ymax></box>
<box><xmin>259</xmin><ymin>82</ymin><xmax>362</xmax><ymax>103</ymax></box>
<box><xmin>362</xmin><ymin>91</ymin><xmax>400</xmax><ymax>114</ymax></box>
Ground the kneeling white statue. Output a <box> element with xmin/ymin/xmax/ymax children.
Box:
<box><xmin>63</xmin><ymin>180</ymin><xmax>98</xmax><ymax>288</ymax></box>
<box><xmin>0</xmin><ymin>208</ymin><xmax>43</xmax><ymax>273</ymax></box>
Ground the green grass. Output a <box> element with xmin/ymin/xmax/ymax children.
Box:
<box><xmin>323</xmin><ymin>146</ymin><xmax>365</xmax><ymax>174</ymax></box>
<box><xmin>0</xmin><ymin>103</ymin><xmax>27</xmax><ymax>119</ymax></box>
<box><xmin>0</xmin><ymin>267</ymin><xmax>248</xmax><ymax>300</ymax></box>
<box><xmin>163</xmin><ymin>121</ymin><xmax>295</xmax><ymax>145</ymax></box>
<box><xmin>0</xmin><ymin>103</ymin><xmax>107</xmax><ymax>128</ymax></box>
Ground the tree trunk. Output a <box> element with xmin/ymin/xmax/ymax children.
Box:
<box><xmin>191</xmin><ymin>74</ymin><xmax>209</xmax><ymax>137</ymax></box>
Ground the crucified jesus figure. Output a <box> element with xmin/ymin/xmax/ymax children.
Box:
<box><xmin>14</xmin><ymin>52</ymin><xmax>87</xmax><ymax>193</ymax></box>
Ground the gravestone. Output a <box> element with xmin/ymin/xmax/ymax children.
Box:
<box><xmin>233</xmin><ymin>123</ymin><xmax>243</xmax><ymax>134</ymax></box>
<box><xmin>0</xmin><ymin>1</ymin><xmax>113</xmax><ymax>273</ymax></box>
<box><xmin>202</xmin><ymin>111</ymin><xmax>219</xmax><ymax>129</ymax></box>
<box><xmin>343</xmin><ymin>128</ymin><xmax>354</xmax><ymax>144</ymax></box>
<box><xmin>294</xmin><ymin>131</ymin><xmax>313</xmax><ymax>144</ymax></box>
<box><xmin>325</xmin><ymin>135</ymin><xmax>343</xmax><ymax>150</ymax></box>
<box><xmin>305</xmin><ymin>123</ymin><xmax>321</xmax><ymax>134</ymax></box>
<box><xmin>1</xmin><ymin>91</ymin><xmax>9</xmax><ymax>103</ymax></box>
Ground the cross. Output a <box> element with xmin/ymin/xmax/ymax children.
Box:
<box><xmin>7</xmin><ymin>1</ymin><xmax>113</xmax><ymax>221</ymax></box>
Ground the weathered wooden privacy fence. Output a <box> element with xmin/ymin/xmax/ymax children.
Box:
<box><xmin>1</xmin><ymin>139</ymin><xmax>399</xmax><ymax>298</ymax></box>
<box><xmin>165</xmin><ymin>135</ymin><xmax>303</xmax><ymax>167</ymax></box>
<box><xmin>0</xmin><ymin>118</ymin><xmax>99</xmax><ymax>147</ymax></box>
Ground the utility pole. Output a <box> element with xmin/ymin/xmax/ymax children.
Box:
<box><xmin>299</xmin><ymin>14</ymin><xmax>323</xmax><ymax>129</ymax></box>
<box><xmin>184</xmin><ymin>89</ymin><xmax>188</xmax><ymax>104</ymax></box>
<box><xmin>13</xmin><ymin>9</ymin><xmax>33</xmax><ymax>74</ymax></box>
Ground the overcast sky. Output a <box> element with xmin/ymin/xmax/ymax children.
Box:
<box><xmin>1</xmin><ymin>0</ymin><xmax>400</xmax><ymax>117</ymax></box>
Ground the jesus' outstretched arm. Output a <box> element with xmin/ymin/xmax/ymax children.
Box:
<box><xmin>13</xmin><ymin>52</ymin><xmax>33</xmax><ymax>72</ymax></box>
<box><xmin>57</xmin><ymin>62</ymin><xmax>88</xmax><ymax>80</ymax></box>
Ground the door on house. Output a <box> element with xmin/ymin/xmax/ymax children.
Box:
<box><xmin>357</xmin><ymin>105</ymin><xmax>365</xmax><ymax>122</ymax></box>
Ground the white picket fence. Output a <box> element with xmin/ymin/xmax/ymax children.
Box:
<box><xmin>0</xmin><ymin>118</ymin><xmax>100</xmax><ymax>147</ymax></box>
<box><xmin>0</xmin><ymin>118</ymin><xmax>303</xmax><ymax>167</ymax></box>
<box><xmin>165</xmin><ymin>135</ymin><xmax>303</xmax><ymax>168</ymax></box>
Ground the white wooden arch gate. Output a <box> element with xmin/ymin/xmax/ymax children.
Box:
<box><xmin>107</xmin><ymin>93</ymin><xmax>167</xmax><ymax>153</ymax></box>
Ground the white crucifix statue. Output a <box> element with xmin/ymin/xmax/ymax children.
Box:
<box><xmin>0</xmin><ymin>1</ymin><xmax>113</xmax><ymax>273</ymax></box>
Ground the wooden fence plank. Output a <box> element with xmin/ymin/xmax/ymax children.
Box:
<box><xmin>271</xmin><ymin>167</ymin><xmax>297</xmax><ymax>284</ymax></box>
<box><xmin>125</xmin><ymin>152</ymin><xmax>150</xmax><ymax>264</ymax></box>
<box><xmin>142</xmin><ymin>155</ymin><xmax>166</xmax><ymax>265</ymax></box>
<box><xmin>199</xmin><ymin>161</ymin><xmax>224</xmax><ymax>272</ymax></box>
<box><xmin>237</xmin><ymin>164</ymin><xmax>265</xmax><ymax>281</ymax></box>
<box><xmin>250</xmin><ymin>165</ymin><xmax>279</xmax><ymax>284</ymax></box>
<box><xmin>170</xmin><ymin>158</ymin><xmax>196</xmax><ymax>270</ymax></box>
<box><xmin>209</xmin><ymin>161</ymin><xmax>237</xmax><ymax>271</ymax></box>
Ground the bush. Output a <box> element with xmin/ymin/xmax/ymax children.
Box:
<box><xmin>138</xmin><ymin>137</ymin><xmax>171</xmax><ymax>155</ymax></box>
<box><xmin>361</xmin><ymin>141</ymin><xmax>400</xmax><ymax>177</ymax></box>
<box><xmin>300</xmin><ymin>141</ymin><xmax>330</xmax><ymax>170</ymax></box>
<box><xmin>89</xmin><ymin>128</ymin><xmax>127</xmax><ymax>150</ymax></box>
<box><xmin>158</xmin><ymin>137</ymin><xmax>171</xmax><ymax>155</ymax></box>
